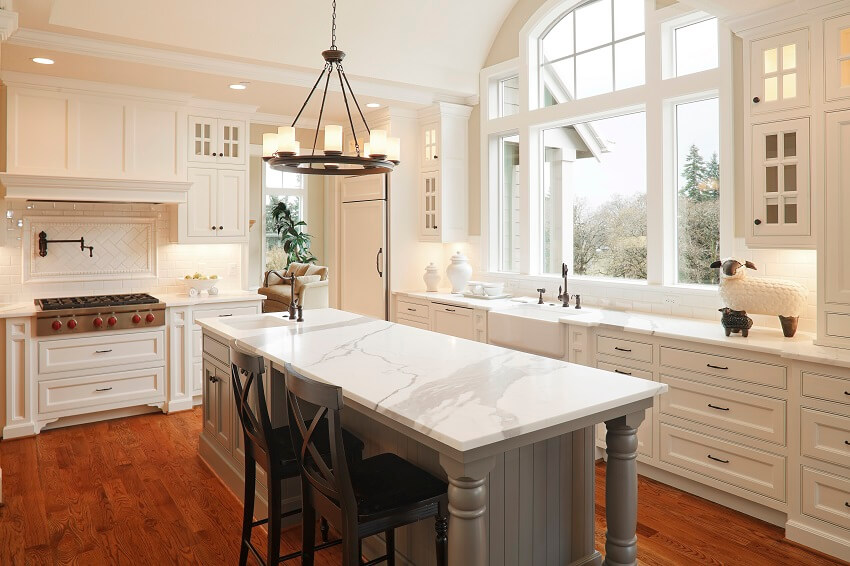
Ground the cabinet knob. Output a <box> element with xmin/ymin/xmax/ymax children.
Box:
<box><xmin>219</xmin><ymin>226</ymin><xmax>224</xmax><ymax>230</ymax></box>
<box><xmin>208</xmin><ymin>375</ymin><xmax>218</xmax><ymax>383</ymax></box>
<box><xmin>212</xmin><ymin>226</ymin><xmax>217</xmax><ymax>230</ymax></box>
<box><xmin>433</xmin><ymin>155</ymin><xmax>438</xmax><ymax>159</ymax></box>
<box><xmin>754</xmin><ymin>219</ymin><xmax>762</xmax><ymax>225</ymax></box>
<box><xmin>753</xmin><ymin>96</ymin><xmax>760</xmax><ymax>103</ymax></box>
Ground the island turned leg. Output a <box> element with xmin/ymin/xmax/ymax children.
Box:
<box><xmin>438</xmin><ymin>454</ymin><xmax>495</xmax><ymax>566</ymax></box>
<box><xmin>603</xmin><ymin>411</ymin><xmax>645</xmax><ymax>566</ymax></box>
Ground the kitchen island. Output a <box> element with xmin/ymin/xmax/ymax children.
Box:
<box><xmin>197</xmin><ymin>309</ymin><xmax>666</xmax><ymax>566</ymax></box>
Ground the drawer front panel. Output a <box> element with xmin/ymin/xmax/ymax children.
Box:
<box><xmin>660</xmin><ymin>346</ymin><xmax>786</xmax><ymax>389</ymax></box>
<box><xmin>192</xmin><ymin>306</ymin><xmax>257</xmax><ymax>325</ymax></box>
<box><xmin>802</xmin><ymin>371</ymin><xmax>850</xmax><ymax>408</ymax></box>
<box><xmin>39</xmin><ymin>366</ymin><xmax>165</xmax><ymax>415</ymax></box>
<box><xmin>660</xmin><ymin>375</ymin><xmax>786</xmax><ymax>444</ymax></box>
<box><xmin>203</xmin><ymin>334</ymin><xmax>230</xmax><ymax>365</ymax></box>
<box><xmin>596</xmin><ymin>335</ymin><xmax>653</xmax><ymax>364</ymax></box>
<box><xmin>397</xmin><ymin>300</ymin><xmax>429</xmax><ymax>320</ymax></box>
<box><xmin>396</xmin><ymin>316</ymin><xmax>430</xmax><ymax>331</ymax></box>
<box><xmin>659</xmin><ymin>423</ymin><xmax>786</xmax><ymax>501</ymax></box>
<box><xmin>38</xmin><ymin>330</ymin><xmax>165</xmax><ymax>376</ymax></box>
<box><xmin>597</xmin><ymin>361</ymin><xmax>653</xmax><ymax>381</ymax></box>
<box><xmin>801</xmin><ymin>407</ymin><xmax>850</xmax><ymax>468</ymax></box>
<box><xmin>802</xmin><ymin>467</ymin><xmax>850</xmax><ymax>531</ymax></box>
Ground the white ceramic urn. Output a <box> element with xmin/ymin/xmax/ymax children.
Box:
<box><xmin>446</xmin><ymin>251</ymin><xmax>472</xmax><ymax>293</ymax></box>
<box><xmin>423</xmin><ymin>262</ymin><xmax>441</xmax><ymax>292</ymax></box>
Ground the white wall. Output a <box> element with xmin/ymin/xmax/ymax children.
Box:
<box><xmin>0</xmin><ymin>200</ymin><xmax>242</xmax><ymax>302</ymax></box>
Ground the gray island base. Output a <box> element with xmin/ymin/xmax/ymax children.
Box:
<box><xmin>196</xmin><ymin>309</ymin><xmax>665</xmax><ymax>566</ymax></box>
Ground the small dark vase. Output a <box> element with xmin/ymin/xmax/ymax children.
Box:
<box><xmin>719</xmin><ymin>308</ymin><xmax>753</xmax><ymax>338</ymax></box>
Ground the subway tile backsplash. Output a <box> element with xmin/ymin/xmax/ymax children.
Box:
<box><xmin>0</xmin><ymin>200</ymin><xmax>242</xmax><ymax>303</ymax></box>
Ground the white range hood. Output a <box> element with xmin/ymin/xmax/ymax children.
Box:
<box><xmin>0</xmin><ymin>174</ymin><xmax>191</xmax><ymax>203</ymax></box>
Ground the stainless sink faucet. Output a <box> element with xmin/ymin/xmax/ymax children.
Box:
<box><xmin>557</xmin><ymin>263</ymin><xmax>570</xmax><ymax>307</ymax></box>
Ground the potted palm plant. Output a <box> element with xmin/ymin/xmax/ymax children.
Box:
<box><xmin>270</xmin><ymin>199</ymin><xmax>317</xmax><ymax>267</ymax></box>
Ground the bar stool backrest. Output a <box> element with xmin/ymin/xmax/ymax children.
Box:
<box><xmin>231</xmin><ymin>343</ymin><xmax>274</xmax><ymax>470</ymax></box>
<box><xmin>284</xmin><ymin>364</ymin><xmax>358</xmax><ymax>516</ymax></box>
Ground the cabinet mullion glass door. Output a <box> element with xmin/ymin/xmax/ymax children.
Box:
<box><xmin>420</xmin><ymin>171</ymin><xmax>439</xmax><ymax>240</ymax></box>
<box><xmin>751</xmin><ymin>29</ymin><xmax>809</xmax><ymax>114</ymax></box>
<box><xmin>190</xmin><ymin>116</ymin><xmax>217</xmax><ymax>162</ymax></box>
<box><xmin>422</xmin><ymin>123</ymin><xmax>439</xmax><ymax>168</ymax></box>
<box><xmin>218</xmin><ymin>120</ymin><xmax>244</xmax><ymax>165</ymax></box>
<box><xmin>752</xmin><ymin>118</ymin><xmax>810</xmax><ymax>238</ymax></box>
<box><xmin>826</xmin><ymin>14</ymin><xmax>850</xmax><ymax>101</ymax></box>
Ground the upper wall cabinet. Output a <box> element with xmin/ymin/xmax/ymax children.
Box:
<box><xmin>825</xmin><ymin>14</ymin><xmax>850</xmax><ymax>102</ymax></box>
<box><xmin>6</xmin><ymin>86</ymin><xmax>185</xmax><ymax>180</ymax></box>
<box><xmin>417</xmin><ymin>103</ymin><xmax>472</xmax><ymax>243</ymax></box>
<box><xmin>749</xmin><ymin>29</ymin><xmax>810</xmax><ymax>115</ymax></box>
<box><xmin>188</xmin><ymin>116</ymin><xmax>245</xmax><ymax>166</ymax></box>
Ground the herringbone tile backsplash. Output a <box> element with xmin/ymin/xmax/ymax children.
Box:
<box><xmin>0</xmin><ymin>201</ymin><xmax>242</xmax><ymax>303</ymax></box>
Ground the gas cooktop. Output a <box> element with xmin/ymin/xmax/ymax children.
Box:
<box><xmin>36</xmin><ymin>293</ymin><xmax>160</xmax><ymax>311</ymax></box>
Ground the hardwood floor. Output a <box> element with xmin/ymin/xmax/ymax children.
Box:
<box><xmin>0</xmin><ymin>409</ymin><xmax>846</xmax><ymax>566</ymax></box>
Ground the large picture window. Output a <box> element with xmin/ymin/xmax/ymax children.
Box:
<box><xmin>262</xmin><ymin>161</ymin><xmax>304</xmax><ymax>270</ymax></box>
<box><xmin>498</xmin><ymin>134</ymin><xmax>521</xmax><ymax>272</ymax></box>
<box><xmin>542</xmin><ymin>112</ymin><xmax>647</xmax><ymax>279</ymax></box>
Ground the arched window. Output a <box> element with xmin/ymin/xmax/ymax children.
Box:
<box><xmin>539</xmin><ymin>0</ymin><xmax>645</xmax><ymax>106</ymax></box>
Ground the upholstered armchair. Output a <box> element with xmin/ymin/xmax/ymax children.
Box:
<box><xmin>259</xmin><ymin>262</ymin><xmax>329</xmax><ymax>313</ymax></box>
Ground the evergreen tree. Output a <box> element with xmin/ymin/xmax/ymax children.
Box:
<box><xmin>700</xmin><ymin>152</ymin><xmax>720</xmax><ymax>201</ymax></box>
<box><xmin>680</xmin><ymin>144</ymin><xmax>707</xmax><ymax>201</ymax></box>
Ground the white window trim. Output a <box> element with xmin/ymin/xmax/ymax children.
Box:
<box><xmin>479</xmin><ymin>0</ymin><xmax>734</xmax><ymax>297</ymax></box>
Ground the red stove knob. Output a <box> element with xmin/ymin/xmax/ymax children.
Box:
<box><xmin>51</xmin><ymin>320</ymin><xmax>62</xmax><ymax>331</ymax></box>
<box><xmin>132</xmin><ymin>314</ymin><xmax>142</xmax><ymax>324</ymax></box>
<box><xmin>107</xmin><ymin>316</ymin><xmax>118</xmax><ymax>327</ymax></box>
<box><xmin>145</xmin><ymin>313</ymin><xmax>155</xmax><ymax>323</ymax></box>
<box><xmin>67</xmin><ymin>319</ymin><xmax>77</xmax><ymax>329</ymax></box>
<box><xmin>93</xmin><ymin>317</ymin><xmax>103</xmax><ymax>328</ymax></box>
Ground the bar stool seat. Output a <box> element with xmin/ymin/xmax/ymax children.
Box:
<box><xmin>352</xmin><ymin>453</ymin><xmax>447</xmax><ymax>519</ymax></box>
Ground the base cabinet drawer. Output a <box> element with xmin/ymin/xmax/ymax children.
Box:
<box><xmin>203</xmin><ymin>334</ymin><xmax>230</xmax><ymax>365</ymax></box>
<box><xmin>659</xmin><ymin>423</ymin><xmax>786</xmax><ymax>501</ymax></box>
<box><xmin>38</xmin><ymin>366</ymin><xmax>165</xmax><ymax>415</ymax></box>
<box><xmin>430</xmin><ymin>304</ymin><xmax>475</xmax><ymax>341</ymax></box>
<box><xmin>397</xmin><ymin>300</ymin><xmax>429</xmax><ymax>321</ymax></box>
<box><xmin>660</xmin><ymin>375</ymin><xmax>786</xmax><ymax>445</ymax></box>
<box><xmin>397</xmin><ymin>316</ymin><xmax>430</xmax><ymax>331</ymax></box>
<box><xmin>802</xmin><ymin>467</ymin><xmax>850</xmax><ymax>532</ymax></box>
<box><xmin>596</xmin><ymin>335</ymin><xmax>653</xmax><ymax>364</ymax></box>
<box><xmin>39</xmin><ymin>330</ymin><xmax>165</xmax><ymax>375</ymax></box>
<box><xmin>659</xmin><ymin>346</ymin><xmax>786</xmax><ymax>389</ymax></box>
<box><xmin>192</xmin><ymin>306</ymin><xmax>258</xmax><ymax>325</ymax></box>
<box><xmin>802</xmin><ymin>371</ymin><xmax>850</xmax><ymax>408</ymax></box>
<box><xmin>801</xmin><ymin>408</ymin><xmax>850</xmax><ymax>468</ymax></box>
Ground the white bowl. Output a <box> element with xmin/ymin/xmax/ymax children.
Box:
<box><xmin>179</xmin><ymin>277</ymin><xmax>221</xmax><ymax>297</ymax></box>
<box><xmin>482</xmin><ymin>283</ymin><xmax>504</xmax><ymax>296</ymax></box>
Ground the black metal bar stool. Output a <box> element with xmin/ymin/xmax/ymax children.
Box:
<box><xmin>284</xmin><ymin>363</ymin><xmax>449</xmax><ymax>566</ymax></box>
<box><xmin>230</xmin><ymin>345</ymin><xmax>365</xmax><ymax>565</ymax></box>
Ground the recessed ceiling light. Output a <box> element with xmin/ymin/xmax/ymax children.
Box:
<box><xmin>229</xmin><ymin>82</ymin><xmax>248</xmax><ymax>90</ymax></box>
<box><xmin>32</xmin><ymin>57</ymin><xmax>54</xmax><ymax>65</ymax></box>
<box><xmin>366</xmin><ymin>103</ymin><xmax>381</xmax><ymax>108</ymax></box>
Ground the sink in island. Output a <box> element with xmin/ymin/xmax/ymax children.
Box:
<box><xmin>196</xmin><ymin>308</ymin><xmax>666</xmax><ymax>566</ymax></box>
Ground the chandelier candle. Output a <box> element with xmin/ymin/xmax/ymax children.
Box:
<box><xmin>324</xmin><ymin>125</ymin><xmax>343</xmax><ymax>154</ymax></box>
<box><xmin>369</xmin><ymin>129</ymin><xmax>387</xmax><ymax>158</ymax></box>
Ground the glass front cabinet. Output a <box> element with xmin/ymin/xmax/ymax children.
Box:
<box><xmin>749</xmin><ymin>29</ymin><xmax>810</xmax><ymax>115</ymax></box>
<box><xmin>749</xmin><ymin>118</ymin><xmax>811</xmax><ymax>245</ymax></box>
<box><xmin>825</xmin><ymin>14</ymin><xmax>850</xmax><ymax>102</ymax></box>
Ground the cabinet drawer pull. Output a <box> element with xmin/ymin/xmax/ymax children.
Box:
<box><xmin>614</xmin><ymin>369</ymin><xmax>632</xmax><ymax>376</ymax></box>
<box><xmin>845</xmin><ymin>391</ymin><xmax>850</xmax><ymax>396</ymax></box>
<box><xmin>445</xmin><ymin>308</ymin><xmax>456</xmax><ymax>312</ymax></box>
<box><xmin>708</xmin><ymin>404</ymin><xmax>730</xmax><ymax>411</ymax></box>
<box><xmin>95</xmin><ymin>387</ymin><xmax>113</xmax><ymax>392</ymax></box>
<box><xmin>707</xmin><ymin>363</ymin><xmax>729</xmax><ymax>370</ymax></box>
<box><xmin>614</xmin><ymin>347</ymin><xmax>632</xmax><ymax>352</ymax></box>
<box><xmin>407</xmin><ymin>308</ymin><xmax>416</xmax><ymax>312</ymax></box>
<box><xmin>94</xmin><ymin>349</ymin><xmax>113</xmax><ymax>354</ymax></box>
<box><xmin>707</xmin><ymin>454</ymin><xmax>729</xmax><ymax>464</ymax></box>
<box><xmin>846</xmin><ymin>502</ymin><xmax>850</xmax><ymax>508</ymax></box>
<box><xmin>218</xmin><ymin>314</ymin><xmax>233</xmax><ymax>317</ymax></box>
<box><xmin>845</xmin><ymin>440</ymin><xmax>850</xmax><ymax>446</ymax></box>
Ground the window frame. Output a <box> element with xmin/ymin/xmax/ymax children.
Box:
<box><xmin>261</xmin><ymin>159</ymin><xmax>306</xmax><ymax>271</ymax></box>
<box><xmin>481</xmin><ymin>0</ymin><xmax>733</xmax><ymax>296</ymax></box>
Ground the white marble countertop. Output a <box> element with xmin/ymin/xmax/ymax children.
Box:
<box><xmin>395</xmin><ymin>289</ymin><xmax>850</xmax><ymax>369</ymax></box>
<box><xmin>198</xmin><ymin>308</ymin><xmax>665</xmax><ymax>458</ymax></box>
<box><xmin>158</xmin><ymin>290</ymin><xmax>265</xmax><ymax>307</ymax></box>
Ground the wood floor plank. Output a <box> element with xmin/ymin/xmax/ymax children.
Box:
<box><xmin>0</xmin><ymin>409</ymin><xmax>847</xmax><ymax>566</ymax></box>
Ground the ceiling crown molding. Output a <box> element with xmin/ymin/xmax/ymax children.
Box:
<box><xmin>0</xmin><ymin>173</ymin><xmax>191</xmax><ymax>204</ymax></box>
<box><xmin>7</xmin><ymin>28</ymin><xmax>469</xmax><ymax>107</ymax></box>
<box><xmin>0</xmin><ymin>9</ymin><xmax>18</xmax><ymax>42</ymax></box>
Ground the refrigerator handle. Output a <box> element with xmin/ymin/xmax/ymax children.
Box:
<box><xmin>376</xmin><ymin>247</ymin><xmax>383</xmax><ymax>277</ymax></box>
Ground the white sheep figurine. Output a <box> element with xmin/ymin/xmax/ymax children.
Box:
<box><xmin>710</xmin><ymin>258</ymin><xmax>808</xmax><ymax>337</ymax></box>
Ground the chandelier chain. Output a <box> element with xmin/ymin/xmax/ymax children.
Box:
<box><xmin>331</xmin><ymin>0</ymin><xmax>337</xmax><ymax>48</ymax></box>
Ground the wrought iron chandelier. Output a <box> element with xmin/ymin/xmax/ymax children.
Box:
<box><xmin>262</xmin><ymin>0</ymin><xmax>399</xmax><ymax>176</ymax></box>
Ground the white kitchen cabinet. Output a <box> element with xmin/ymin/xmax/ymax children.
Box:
<box><xmin>178</xmin><ymin>168</ymin><xmax>247</xmax><ymax>243</ymax></box>
<box><xmin>824</xmin><ymin>14</ymin><xmax>850</xmax><ymax>102</ymax></box>
<box><xmin>188</xmin><ymin>115</ymin><xmax>245</xmax><ymax>165</ymax></box>
<box><xmin>167</xmin><ymin>307</ymin><xmax>192</xmax><ymax>413</ymax></box>
<box><xmin>747</xmin><ymin>118</ymin><xmax>812</xmax><ymax>246</ymax></box>
<box><xmin>749</xmin><ymin>29</ymin><xmax>809</xmax><ymax>115</ymax></box>
<box><xmin>430</xmin><ymin>303</ymin><xmax>475</xmax><ymax>340</ymax></box>
<box><xmin>417</xmin><ymin>103</ymin><xmax>472</xmax><ymax>243</ymax></box>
